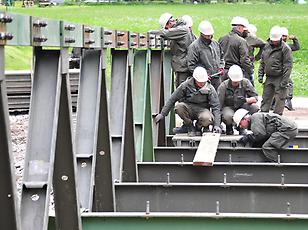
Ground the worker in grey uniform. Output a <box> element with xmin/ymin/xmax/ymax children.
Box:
<box><xmin>234</xmin><ymin>108</ymin><xmax>298</xmax><ymax>162</ymax></box>
<box><xmin>258</xmin><ymin>25</ymin><xmax>293</xmax><ymax>115</ymax></box>
<box><xmin>154</xmin><ymin>67</ymin><xmax>221</xmax><ymax>136</ymax></box>
<box><xmin>187</xmin><ymin>20</ymin><xmax>225</xmax><ymax>91</ymax></box>
<box><xmin>151</xmin><ymin>13</ymin><xmax>194</xmax><ymax>87</ymax></box>
<box><xmin>217</xmin><ymin>65</ymin><xmax>259</xmax><ymax>135</ymax></box>
<box><xmin>218</xmin><ymin>16</ymin><xmax>252</xmax><ymax>82</ymax></box>
<box><xmin>281</xmin><ymin>27</ymin><xmax>300</xmax><ymax>111</ymax></box>
<box><xmin>181</xmin><ymin>15</ymin><xmax>197</xmax><ymax>42</ymax></box>
<box><xmin>244</xmin><ymin>24</ymin><xmax>266</xmax><ymax>86</ymax></box>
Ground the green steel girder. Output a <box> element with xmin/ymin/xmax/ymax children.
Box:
<box><xmin>5</xmin><ymin>13</ymin><xmax>31</xmax><ymax>46</ymax></box>
<box><xmin>48</xmin><ymin>214</ymin><xmax>308</xmax><ymax>230</ymax></box>
<box><xmin>32</xmin><ymin>17</ymin><xmax>61</xmax><ymax>47</ymax></box>
<box><xmin>83</xmin><ymin>25</ymin><xmax>101</xmax><ymax>48</ymax></box>
<box><xmin>61</xmin><ymin>22</ymin><xmax>83</xmax><ymax>48</ymax></box>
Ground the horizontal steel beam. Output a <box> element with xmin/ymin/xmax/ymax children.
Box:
<box><xmin>138</xmin><ymin>162</ymin><xmax>308</xmax><ymax>184</ymax></box>
<box><xmin>48</xmin><ymin>213</ymin><xmax>308</xmax><ymax>230</ymax></box>
<box><xmin>170</xmin><ymin>135</ymin><xmax>308</xmax><ymax>148</ymax></box>
<box><xmin>154</xmin><ymin>147</ymin><xmax>308</xmax><ymax>163</ymax></box>
<box><xmin>115</xmin><ymin>183</ymin><xmax>308</xmax><ymax>214</ymax></box>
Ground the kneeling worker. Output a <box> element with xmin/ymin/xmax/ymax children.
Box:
<box><xmin>233</xmin><ymin>108</ymin><xmax>298</xmax><ymax>162</ymax></box>
<box><xmin>154</xmin><ymin>67</ymin><xmax>221</xmax><ymax>136</ymax></box>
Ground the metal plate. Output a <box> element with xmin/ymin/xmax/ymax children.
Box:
<box><xmin>102</xmin><ymin>29</ymin><xmax>115</xmax><ymax>48</ymax></box>
<box><xmin>61</xmin><ymin>22</ymin><xmax>83</xmax><ymax>48</ymax></box>
<box><xmin>32</xmin><ymin>17</ymin><xmax>61</xmax><ymax>47</ymax></box>
<box><xmin>116</xmin><ymin>30</ymin><xmax>128</xmax><ymax>48</ymax></box>
<box><xmin>6</xmin><ymin>13</ymin><xmax>31</xmax><ymax>46</ymax></box>
<box><xmin>83</xmin><ymin>25</ymin><xmax>101</xmax><ymax>48</ymax></box>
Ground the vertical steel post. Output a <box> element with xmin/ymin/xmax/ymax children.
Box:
<box><xmin>52</xmin><ymin>48</ymin><xmax>82</xmax><ymax>230</ymax></box>
<box><xmin>162</xmin><ymin>49</ymin><xmax>175</xmax><ymax>135</ymax></box>
<box><xmin>74</xmin><ymin>49</ymin><xmax>101</xmax><ymax>211</ymax></box>
<box><xmin>0</xmin><ymin>46</ymin><xmax>21</xmax><ymax>230</ymax></box>
<box><xmin>109</xmin><ymin>49</ymin><xmax>137</xmax><ymax>182</ymax></box>
<box><xmin>92</xmin><ymin>49</ymin><xmax>114</xmax><ymax>212</ymax></box>
<box><xmin>132</xmin><ymin>50</ymin><xmax>154</xmax><ymax>162</ymax></box>
<box><xmin>149</xmin><ymin>50</ymin><xmax>166</xmax><ymax>146</ymax></box>
<box><xmin>21</xmin><ymin>48</ymin><xmax>61</xmax><ymax>230</ymax></box>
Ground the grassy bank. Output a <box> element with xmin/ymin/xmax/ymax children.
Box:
<box><xmin>2</xmin><ymin>3</ymin><xmax>308</xmax><ymax>96</ymax></box>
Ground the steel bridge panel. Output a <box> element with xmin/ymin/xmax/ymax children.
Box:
<box><xmin>115</xmin><ymin>183</ymin><xmax>308</xmax><ymax>214</ymax></box>
<box><xmin>61</xmin><ymin>22</ymin><xmax>83</xmax><ymax>48</ymax></box>
<box><xmin>6</xmin><ymin>13</ymin><xmax>31</xmax><ymax>46</ymax></box>
<box><xmin>138</xmin><ymin>163</ymin><xmax>308</xmax><ymax>184</ymax></box>
<box><xmin>32</xmin><ymin>17</ymin><xmax>61</xmax><ymax>47</ymax></box>
<box><xmin>154</xmin><ymin>147</ymin><xmax>308</xmax><ymax>163</ymax></box>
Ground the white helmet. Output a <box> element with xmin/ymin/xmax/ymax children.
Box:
<box><xmin>280</xmin><ymin>27</ymin><xmax>289</xmax><ymax>36</ymax></box>
<box><xmin>231</xmin><ymin>16</ymin><xmax>249</xmax><ymax>28</ymax></box>
<box><xmin>233</xmin><ymin>108</ymin><xmax>249</xmax><ymax>127</ymax></box>
<box><xmin>269</xmin><ymin>25</ymin><xmax>282</xmax><ymax>41</ymax></box>
<box><xmin>193</xmin><ymin>67</ymin><xmax>209</xmax><ymax>82</ymax></box>
<box><xmin>247</xmin><ymin>24</ymin><xmax>257</xmax><ymax>36</ymax></box>
<box><xmin>159</xmin><ymin>13</ymin><xmax>173</xmax><ymax>28</ymax></box>
<box><xmin>198</xmin><ymin>20</ymin><xmax>214</xmax><ymax>35</ymax></box>
<box><xmin>228</xmin><ymin>65</ymin><xmax>243</xmax><ymax>82</ymax></box>
<box><xmin>182</xmin><ymin>15</ymin><xmax>193</xmax><ymax>27</ymax></box>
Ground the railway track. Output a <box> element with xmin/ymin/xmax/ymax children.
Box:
<box><xmin>5</xmin><ymin>70</ymin><xmax>79</xmax><ymax>113</ymax></box>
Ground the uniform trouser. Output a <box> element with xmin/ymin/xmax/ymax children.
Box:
<box><xmin>260</xmin><ymin>77</ymin><xmax>288</xmax><ymax>115</ymax></box>
<box><xmin>222</xmin><ymin>104</ymin><xmax>260</xmax><ymax>126</ymax></box>
<box><xmin>262</xmin><ymin>128</ymin><xmax>298</xmax><ymax>162</ymax></box>
<box><xmin>176</xmin><ymin>71</ymin><xmax>190</xmax><ymax>88</ymax></box>
<box><xmin>210</xmin><ymin>77</ymin><xmax>221</xmax><ymax>91</ymax></box>
<box><xmin>287</xmin><ymin>79</ymin><xmax>293</xmax><ymax>99</ymax></box>
<box><xmin>175</xmin><ymin>102</ymin><xmax>213</xmax><ymax>129</ymax></box>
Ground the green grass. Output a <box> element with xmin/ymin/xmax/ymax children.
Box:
<box><xmin>2</xmin><ymin>2</ymin><xmax>308</xmax><ymax>96</ymax></box>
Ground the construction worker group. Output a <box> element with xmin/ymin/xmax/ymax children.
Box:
<box><xmin>153</xmin><ymin>13</ymin><xmax>299</xmax><ymax>162</ymax></box>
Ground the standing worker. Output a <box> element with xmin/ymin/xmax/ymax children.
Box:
<box><xmin>151</xmin><ymin>13</ymin><xmax>194</xmax><ymax>87</ymax></box>
<box><xmin>187</xmin><ymin>20</ymin><xmax>225</xmax><ymax>90</ymax></box>
<box><xmin>258</xmin><ymin>26</ymin><xmax>293</xmax><ymax>115</ymax></box>
<box><xmin>281</xmin><ymin>26</ymin><xmax>300</xmax><ymax>111</ymax></box>
<box><xmin>154</xmin><ymin>67</ymin><xmax>221</xmax><ymax>136</ymax></box>
<box><xmin>217</xmin><ymin>65</ymin><xmax>259</xmax><ymax>135</ymax></box>
<box><xmin>219</xmin><ymin>16</ymin><xmax>252</xmax><ymax>82</ymax></box>
<box><xmin>234</xmin><ymin>108</ymin><xmax>298</xmax><ymax>162</ymax></box>
<box><xmin>244</xmin><ymin>24</ymin><xmax>266</xmax><ymax>86</ymax></box>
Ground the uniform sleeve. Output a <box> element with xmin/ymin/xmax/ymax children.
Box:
<box><xmin>245</xmin><ymin>80</ymin><xmax>258</xmax><ymax>99</ymax></box>
<box><xmin>258</xmin><ymin>52</ymin><xmax>265</xmax><ymax>79</ymax></box>
<box><xmin>160</xmin><ymin>84</ymin><xmax>186</xmax><ymax>116</ymax></box>
<box><xmin>239</xmin><ymin>40</ymin><xmax>252</xmax><ymax>75</ymax></box>
<box><xmin>250</xmin><ymin>114</ymin><xmax>267</xmax><ymax>142</ymax></box>
<box><xmin>281</xmin><ymin>46</ymin><xmax>293</xmax><ymax>86</ymax></box>
<box><xmin>219</xmin><ymin>43</ymin><xmax>225</xmax><ymax>69</ymax></box>
<box><xmin>161</xmin><ymin>26</ymin><xmax>188</xmax><ymax>40</ymax></box>
<box><xmin>209</xmin><ymin>86</ymin><xmax>221</xmax><ymax>126</ymax></box>
<box><xmin>254</xmin><ymin>37</ymin><xmax>266</xmax><ymax>61</ymax></box>
<box><xmin>187</xmin><ymin>43</ymin><xmax>199</xmax><ymax>74</ymax></box>
<box><xmin>217</xmin><ymin>83</ymin><xmax>226</xmax><ymax>110</ymax></box>
<box><xmin>288</xmin><ymin>38</ymin><xmax>300</xmax><ymax>51</ymax></box>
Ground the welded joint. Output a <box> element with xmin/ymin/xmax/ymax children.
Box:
<box><xmin>281</xmin><ymin>173</ymin><xmax>285</xmax><ymax>186</ymax></box>
<box><xmin>216</xmin><ymin>201</ymin><xmax>220</xmax><ymax>215</ymax></box>
<box><xmin>286</xmin><ymin>202</ymin><xmax>291</xmax><ymax>216</ymax></box>
<box><xmin>146</xmin><ymin>200</ymin><xmax>150</xmax><ymax>215</ymax></box>
<box><xmin>223</xmin><ymin>173</ymin><xmax>227</xmax><ymax>185</ymax></box>
<box><xmin>166</xmin><ymin>172</ymin><xmax>170</xmax><ymax>184</ymax></box>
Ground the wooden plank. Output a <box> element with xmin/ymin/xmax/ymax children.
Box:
<box><xmin>193</xmin><ymin>133</ymin><xmax>220</xmax><ymax>166</ymax></box>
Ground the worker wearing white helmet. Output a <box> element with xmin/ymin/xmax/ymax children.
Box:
<box><xmin>243</xmin><ymin>23</ymin><xmax>266</xmax><ymax>86</ymax></box>
<box><xmin>187</xmin><ymin>20</ymin><xmax>225</xmax><ymax>90</ymax></box>
<box><xmin>280</xmin><ymin>26</ymin><xmax>300</xmax><ymax>111</ymax></box>
<box><xmin>258</xmin><ymin>25</ymin><xmax>293</xmax><ymax>115</ymax></box>
<box><xmin>181</xmin><ymin>15</ymin><xmax>197</xmax><ymax>41</ymax></box>
<box><xmin>151</xmin><ymin>13</ymin><xmax>194</xmax><ymax>87</ymax></box>
<box><xmin>234</xmin><ymin>108</ymin><xmax>297</xmax><ymax>162</ymax></box>
<box><xmin>154</xmin><ymin>67</ymin><xmax>222</xmax><ymax>136</ymax></box>
<box><xmin>217</xmin><ymin>65</ymin><xmax>259</xmax><ymax>135</ymax></box>
<box><xmin>218</xmin><ymin>16</ymin><xmax>252</xmax><ymax>82</ymax></box>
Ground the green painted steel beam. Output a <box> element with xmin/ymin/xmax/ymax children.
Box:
<box><xmin>61</xmin><ymin>22</ymin><xmax>83</xmax><ymax>48</ymax></box>
<box><xmin>48</xmin><ymin>214</ymin><xmax>308</xmax><ymax>230</ymax></box>
<box><xmin>6</xmin><ymin>13</ymin><xmax>31</xmax><ymax>46</ymax></box>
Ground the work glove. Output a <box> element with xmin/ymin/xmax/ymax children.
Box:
<box><xmin>239</xmin><ymin>134</ymin><xmax>253</xmax><ymax>147</ymax></box>
<box><xmin>213</xmin><ymin>126</ymin><xmax>222</xmax><ymax>133</ymax></box>
<box><xmin>236</xmin><ymin>96</ymin><xmax>247</xmax><ymax>107</ymax></box>
<box><xmin>154</xmin><ymin>113</ymin><xmax>164</xmax><ymax>124</ymax></box>
<box><xmin>258</xmin><ymin>76</ymin><xmax>263</xmax><ymax>84</ymax></box>
<box><xmin>218</xmin><ymin>68</ymin><xmax>225</xmax><ymax>77</ymax></box>
<box><xmin>280</xmin><ymin>81</ymin><xmax>289</xmax><ymax>89</ymax></box>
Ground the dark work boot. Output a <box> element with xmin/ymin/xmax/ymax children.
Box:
<box><xmin>187</xmin><ymin>125</ymin><xmax>197</xmax><ymax>137</ymax></box>
<box><xmin>226</xmin><ymin>125</ymin><xmax>234</xmax><ymax>135</ymax></box>
<box><xmin>285</xmin><ymin>98</ymin><xmax>295</xmax><ymax>111</ymax></box>
<box><xmin>173</xmin><ymin>124</ymin><xmax>188</xmax><ymax>134</ymax></box>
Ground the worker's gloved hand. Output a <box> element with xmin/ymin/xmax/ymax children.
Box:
<box><xmin>239</xmin><ymin>134</ymin><xmax>253</xmax><ymax>147</ymax></box>
<box><xmin>154</xmin><ymin>113</ymin><xmax>164</xmax><ymax>124</ymax></box>
<box><xmin>218</xmin><ymin>68</ymin><xmax>225</xmax><ymax>77</ymax></box>
<box><xmin>213</xmin><ymin>126</ymin><xmax>222</xmax><ymax>133</ymax></box>
<box><xmin>258</xmin><ymin>76</ymin><xmax>263</xmax><ymax>84</ymax></box>
<box><xmin>236</xmin><ymin>96</ymin><xmax>247</xmax><ymax>106</ymax></box>
<box><xmin>280</xmin><ymin>81</ymin><xmax>289</xmax><ymax>89</ymax></box>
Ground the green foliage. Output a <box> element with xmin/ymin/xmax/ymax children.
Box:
<box><xmin>2</xmin><ymin>2</ymin><xmax>308</xmax><ymax>96</ymax></box>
